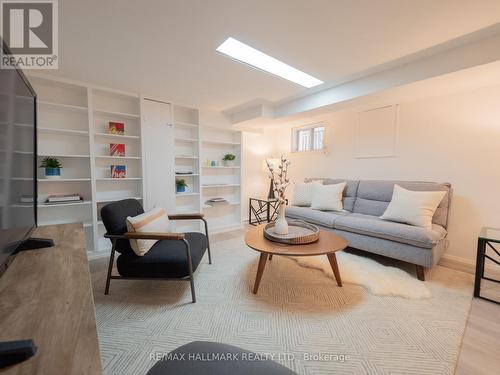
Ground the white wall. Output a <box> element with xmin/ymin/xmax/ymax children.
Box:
<box><xmin>243</xmin><ymin>84</ymin><xmax>500</xmax><ymax>263</ymax></box>
<box><xmin>241</xmin><ymin>129</ymin><xmax>284</xmax><ymax>219</ymax></box>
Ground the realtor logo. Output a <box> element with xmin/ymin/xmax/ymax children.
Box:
<box><xmin>1</xmin><ymin>0</ymin><xmax>58</xmax><ymax>69</ymax></box>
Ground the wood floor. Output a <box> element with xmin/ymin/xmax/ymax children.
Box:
<box><xmin>456</xmin><ymin>281</ymin><xmax>500</xmax><ymax>375</ymax></box>
<box><xmin>91</xmin><ymin>228</ymin><xmax>500</xmax><ymax>375</ymax></box>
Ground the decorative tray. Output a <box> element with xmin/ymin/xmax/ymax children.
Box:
<box><xmin>264</xmin><ymin>220</ymin><xmax>320</xmax><ymax>245</ymax></box>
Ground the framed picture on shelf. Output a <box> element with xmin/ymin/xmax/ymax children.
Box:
<box><xmin>109</xmin><ymin>143</ymin><xmax>125</xmax><ymax>156</ymax></box>
<box><xmin>110</xmin><ymin>165</ymin><xmax>126</xmax><ymax>178</ymax></box>
<box><xmin>108</xmin><ymin>122</ymin><xmax>124</xmax><ymax>134</ymax></box>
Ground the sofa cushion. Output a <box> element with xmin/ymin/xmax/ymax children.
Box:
<box><xmin>285</xmin><ymin>205</ymin><xmax>348</xmax><ymax>228</ymax></box>
<box><xmin>352</xmin><ymin>180</ymin><xmax>452</xmax><ymax>227</ymax></box>
<box><xmin>334</xmin><ymin>213</ymin><xmax>447</xmax><ymax>249</ymax></box>
<box><xmin>291</xmin><ymin>180</ymin><xmax>321</xmax><ymax>206</ymax></box>
<box><xmin>310</xmin><ymin>182</ymin><xmax>346</xmax><ymax>211</ymax></box>
<box><xmin>305</xmin><ymin>178</ymin><xmax>359</xmax><ymax>211</ymax></box>
<box><xmin>380</xmin><ymin>185</ymin><xmax>446</xmax><ymax>229</ymax></box>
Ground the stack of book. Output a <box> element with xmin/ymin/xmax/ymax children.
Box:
<box><xmin>44</xmin><ymin>194</ymin><xmax>83</xmax><ymax>205</ymax></box>
<box><xmin>204</xmin><ymin>198</ymin><xmax>229</xmax><ymax>207</ymax></box>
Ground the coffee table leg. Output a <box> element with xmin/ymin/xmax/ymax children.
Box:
<box><xmin>269</xmin><ymin>254</ymin><xmax>273</xmax><ymax>260</ymax></box>
<box><xmin>327</xmin><ymin>253</ymin><xmax>342</xmax><ymax>287</ymax></box>
<box><xmin>253</xmin><ymin>253</ymin><xmax>268</xmax><ymax>294</ymax></box>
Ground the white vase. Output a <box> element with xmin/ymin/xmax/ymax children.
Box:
<box><xmin>274</xmin><ymin>204</ymin><xmax>289</xmax><ymax>235</ymax></box>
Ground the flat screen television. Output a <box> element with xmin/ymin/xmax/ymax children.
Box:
<box><xmin>0</xmin><ymin>40</ymin><xmax>38</xmax><ymax>272</ymax></box>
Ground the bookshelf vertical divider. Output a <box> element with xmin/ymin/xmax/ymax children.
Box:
<box><xmin>87</xmin><ymin>87</ymin><xmax>99</xmax><ymax>251</ymax></box>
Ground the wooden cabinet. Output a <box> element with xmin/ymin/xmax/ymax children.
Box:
<box><xmin>0</xmin><ymin>223</ymin><xmax>102</xmax><ymax>374</ymax></box>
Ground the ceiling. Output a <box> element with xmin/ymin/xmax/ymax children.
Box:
<box><xmin>48</xmin><ymin>0</ymin><xmax>500</xmax><ymax>111</ymax></box>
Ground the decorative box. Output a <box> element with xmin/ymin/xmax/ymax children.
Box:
<box><xmin>110</xmin><ymin>165</ymin><xmax>126</xmax><ymax>178</ymax></box>
<box><xmin>109</xmin><ymin>143</ymin><xmax>125</xmax><ymax>156</ymax></box>
<box><xmin>108</xmin><ymin>122</ymin><xmax>124</xmax><ymax>134</ymax></box>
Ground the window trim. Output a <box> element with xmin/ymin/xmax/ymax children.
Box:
<box><xmin>291</xmin><ymin>123</ymin><xmax>326</xmax><ymax>154</ymax></box>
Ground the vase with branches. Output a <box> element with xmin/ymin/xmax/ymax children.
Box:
<box><xmin>266</xmin><ymin>155</ymin><xmax>291</xmax><ymax>234</ymax></box>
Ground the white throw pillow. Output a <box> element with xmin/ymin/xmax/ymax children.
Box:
<box><xmin>381</xmin><ymin>185</ymin><xmax>446</xmax><ymax>229</ymax></box>
<box><xmin>310</xmin><ymin>182</ymin><xmax>346</xmax><ymax>211</ymax></box>
<box><xmin>126</xmin><ymin>207</ymin><xmax>170</xmax><ymax>256</ymax></box>
<box><xmin>292</xmin><ymin>180</ymin><xmax>321</xmax><ymax>207</ymax></box>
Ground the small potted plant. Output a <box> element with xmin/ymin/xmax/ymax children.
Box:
<box><xmin>176</xmin><ymin>179</ymin><xmax>188</xmax><ymax>193</ymax></box>
<box><xmin>222</xmin><ymin>153</ymin><xmax>236</xmax><ymax>167</ymax></box>
<box><xmin>40</xmin><ymin>156</ymin><xmax>62</xmax><ymax>179</ymax></box>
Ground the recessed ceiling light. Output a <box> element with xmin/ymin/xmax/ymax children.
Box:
<box><xmin>216</xmin><ymin>37</ymin><xmax>323</xmax><ymax>88</ymax></box>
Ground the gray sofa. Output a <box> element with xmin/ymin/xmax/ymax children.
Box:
<box><xmin>285</xmin><ymin>179</ymin><xmax>452</xmax><ymax>280</ymax></box>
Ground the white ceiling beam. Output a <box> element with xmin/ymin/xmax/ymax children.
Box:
<box><xmin>228</xmin><ymin>23</ymin><xmax>500</xmax><ymax>124</ymax></box>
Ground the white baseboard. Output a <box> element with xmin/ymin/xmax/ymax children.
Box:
<box><xmin>439</xmin><ymin>253</ymin><xmax>500</xmax><ymax>279</ymax></box>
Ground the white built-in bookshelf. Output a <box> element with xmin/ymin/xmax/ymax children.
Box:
<box><xmin>28</xmin><ymin>74</ymin><xmax>143</xmax><ymax>252</ymax></box>
<box><xmin>200</xmin><ymin>124</ymin><xmax>242</xmax><ymax>233</ymax></box>
<box><xmin>28</xmin><ymin>74</ymin><xmax>243</xmax><ymax>253</ymax></box>
<box><xmin>173</xmin><ymin>105</ymin><xmax>202</xmax><ymax>232</ymax></box>
<box><xmin>173</xmin><ymin>109</ymin><xmax>243</xmax><ymax>233</ymax></box>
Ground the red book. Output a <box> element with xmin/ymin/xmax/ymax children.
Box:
<box><xmin>108</xmin><ymin>122</ymin><xmax>124</xmax><ymax>134</ymax></box>
<box><xmin>109</xmin><ymin>143</ymin><xmax>125</xmax><ymax>156</ymax></box>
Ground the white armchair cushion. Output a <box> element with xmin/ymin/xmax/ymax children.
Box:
<box><xmin>126</xmin><ymin>207</ymin><xmax>171</xmax><ymax>256</ymax></box>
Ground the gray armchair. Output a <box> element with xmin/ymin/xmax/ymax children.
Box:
<box><xmin>100</xmin><ymin>199</ymin><xmax>211</xmax><ymax>303</ymax></box>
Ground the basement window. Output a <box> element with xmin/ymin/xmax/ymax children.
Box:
<box><xmin>292</xmin><ymin>124</ymin><xmax>325</xmax><ymax>152</ymax></box>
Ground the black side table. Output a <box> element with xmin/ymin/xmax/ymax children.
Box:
<box><xmin>474</xmin><ymin>227</ymin><xmax>500</xmax><ymax>304</ymax></box>
<box><xmin>248</xmin><ymin>197</ymin><xmax>281</xmax><ymax>226</ymax></box>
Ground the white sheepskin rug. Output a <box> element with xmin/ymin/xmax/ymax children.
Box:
<box><xmin>292</xmin><ymin>251</ymin><xmax>431</xmax><ymax>299</ymax></box>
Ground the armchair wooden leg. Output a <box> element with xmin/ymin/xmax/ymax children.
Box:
<box><xmin>104</xmin><ymin>240</ymin><xmax>117</xmax><ymax>295</ymax></box>
<box><xmin>189</xmin><ymin>277</ymin><xmax>196</xmax><ymax>303</ymax></box>
<box><xmin>416</xmin><ymin>265</ymin><xmax>425</xmax><ymax>281</ymax></box>
<box><xmin>203</xmin><ymin>218</ymin><xmax>212</xmax><ymax>265</ymax></box>
<box><xmin>183</xmin><ymin>239</ymin><xmax>196</xmax><ymax>303</ymax></box>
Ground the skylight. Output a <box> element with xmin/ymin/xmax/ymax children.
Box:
<box><xmin>216</xmin><ymin>37</ymin><xmax>323</xmax><ymax>88</ymax></box>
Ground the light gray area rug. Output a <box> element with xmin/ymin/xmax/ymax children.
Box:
<box><xmin>91</xmin><ymin>234</ymin><xmax>473</xmax><ymax>375</ymax></box>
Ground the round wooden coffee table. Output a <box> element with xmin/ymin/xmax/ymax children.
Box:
<box><xmin>245</xmin><ymin>224</ymin><xmax>348</xmax><ymax>294</ymax></box>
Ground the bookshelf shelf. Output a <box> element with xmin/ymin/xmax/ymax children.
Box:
<box><xmin>174</xmin><ymin>121</ymin><xmax>198</xmax><ymax>128</ymax></box>
<box><xmin>38</xmin><ymin>178</ymin><xmax>91</xmax><ymax>182</ymax></box>
<box><xmin>175</xmin><ymin>192</ymin><xmax>199</xmax><ymax>197</ymax></box>
<box><xmin>38</xmin><ymin>201</ymin><xmax>92</xmax><ymax>208</ymax></box>
<box><xmin>38</xmin><ymin>127</ymin><xmax>89</xmax><ymax>136</ymax></box>
<box><xmin>175</xmin><ymin>137</ymin><xmax>199</xmax><ymax>143</ymax></box>
<box><xmin>94</xmin><ymin>155</ymin><xmax>141</xmax><ymax>160</ymax></box>
<box><xmin>203</xmin><ymin>201</ymin><xmax>240</xmax><ymax>209</ymax></box>
<box><xmin>202</xmin><ymin>140</ymin><xmax>241</xmax><ymax>146</ymax></box>
<box><xmin>96</xmin><ymin>178</ymin><xmax>142</xmax><ymax>181</ymax></box>
<box><xmin>93</xmin><ymin>109</ymin><xmax>140</xmax><ymax>119</ymax></box>
<box><xmin>38</xmin><ymin>100</ymin><xmax>88</xmax><ymax>112</ymax></box>
<box><xmin>202</xmin><ymin>184</ymin><xmax>240</xmax><ymax>188</ymax></box>
<box><xmin>96</xmin><ymin>196</ymin><xmax>142</xmax><ymax>203</ymax></box>
<box><xmin>202</xmin><ymin>165</ymin><xmax>240</xmax><ymax>169</ymax></box>
<box><xmin>94</xmin><ymin>132</ymin><xmax>140</xmax><ymax>139</ymax></box>
<box><xmin>38</xmin><ymin>154</ymin><xmax>90</xmax><ymax>158</ymax></box>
